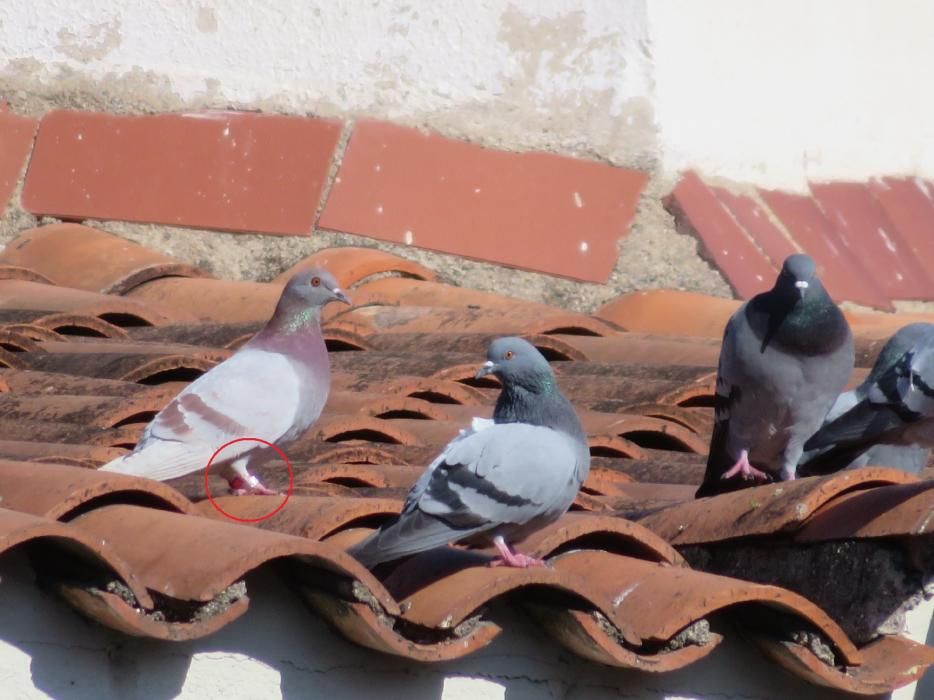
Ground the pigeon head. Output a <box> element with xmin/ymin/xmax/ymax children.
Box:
<box><xmin>267</xmin><ymin>268</ymin><xmax>350</xmax><ymax>334</ymax></box>
<box><xmin>774</xmin><ymin>253</ymin><xmax>818</xmax><ymax>302</ymax></box>
<box><xmin>476</xmin><ymin>337</ymin><xmax>555</xmax><ymax>392</ymax></box>
<box><xmin>281</xmin><ymin>268</ymin><xmax>351</xmax><ymax>308</ymax></box>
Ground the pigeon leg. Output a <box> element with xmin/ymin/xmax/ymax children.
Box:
<box><xmin>227</xmin><ymin>458</ymin><xmax>278</xmax><ymax>496</ymax></box>
<box><xmin>721</xmin><ymin>449</ymin><xmax>769</xmax><ymax>481</ymax></box>
<box><xmin>489</xmin><ymin>535</ymin><xmax>547</xmax><ymax>568</ymax></box>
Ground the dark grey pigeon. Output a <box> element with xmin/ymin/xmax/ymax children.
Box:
<box><xmin>348</xmin><ymin>337</ymin><xmax>590</xmax><ymax>569</ymax></box>
<box><xmin>799</xmin><ymin>322</ymin><xmax>934</xmax><ymax>476</ymax></box>
<box><xmin>100</xmin><ymin>269</ymin><xmax>350</xmax><ymax>495</ymax></box>
<box><xmin>696</xmin><ymin>254</ymin><xmax>854</xmax><ymax>498</ymax></box>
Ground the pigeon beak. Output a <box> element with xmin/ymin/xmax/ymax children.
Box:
<box><xmin>474</xmin><ymin>360</ymin><xmax>496</xmax><ymax>379</ymax></box>
<box><xmin>332</xmin><ymin>288</ymin><xmax>351</xmax><ymax>305</ymax></box>
<box><xmin>795</xmin><ymin>280</ymin><xmax>808</xmax><ymax>300</ymax></box>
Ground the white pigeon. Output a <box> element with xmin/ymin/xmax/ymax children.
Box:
<box><xmin>99</xmin><ymin>268</ymin><xmax>349</xmax><ymax>495</ymax></box>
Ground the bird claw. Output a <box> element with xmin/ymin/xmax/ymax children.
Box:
<box><xmin>228</xmin><ymin>475</ymin><xmax>278</xmax><ymax>496</ymax></box>
<box><xmin>721</xmin><ymin>450</ymin><xmax>769</xmax><ymax>482</ymax></box>
<box><xmin>490</xmin><ymin>536</ymin><xmax>547</xmax><ymax>568</ymax></box>
<box><xmin>489</xmin><ymin>553</ymin><xmax>548</xmax><ymax>568</ymax></box>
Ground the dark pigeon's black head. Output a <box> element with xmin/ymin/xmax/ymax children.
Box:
<box><xmin>774</xmin><ymin>253</ymin><xmax>818</xmax><ymax>303</ymax></box>
<box><xmin>281</xmin><ymin>268</ymin><xmax>351</xmax><ymax>309</ymax></box>
<box><xmin>475</xmin><ymin>337</ymin><xmax>555</xmax><ymax>393</ymax></box>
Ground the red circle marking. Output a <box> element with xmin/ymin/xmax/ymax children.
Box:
<box><xmin>204</xmin><ymin>437</ymin><xmax>293</xmax><ymax>523</ymax></box>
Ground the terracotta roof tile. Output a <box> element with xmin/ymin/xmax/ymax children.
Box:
<box><xmin>0</xmin><ymin>459</ymin><xmax>196</xmax><ymax>520</ymax></box>
<box><xmin>0</xmin><ymin>109</ymin><xmax>37</xmax><ymax>215</ymax></box>
<box><xmin>595</xmin><ymin>289</ymin><xmax>934</xmax><ymax>359</ymax></box>
<box><xmin>125</xmin><ymin>277</ymin><xmax>283</xmax><ymax>325</ymax></box>
<box><xmin>639</xmin><ymin>468</ymin><xmax>918</xmax><ymax>545</ymax></box>
<box><xmin>320</xmin><ymin>119</ymin><xmax>648</xmax><ymax>283</ymax></box>
<box><xmin>0</xmin><ymin>230</ymin><xmax>931</xmax><ymax>693</ymax></box>
<box><xmin>22</xmin><ymin>110</ymin><xmax>341</xmax><ymax>235</ymax></box>
<box><xmin>0</xmin><ymin>279</ymin><xmax>181</xmax><ymax>325</ymax></box>
<box><xmin>0</xmin><ymin>224</ymin><xmax>209</xmax><ymax>294</ymax></box>
<box><xmin>273</xmin><ymin>246</ymin><xmax>437</xmax><ymax>286</ymax></box>
<box><xmin>795</xmin><ymin>480</ymin><xmax>934</xmax><ymax>541</ymax></box>
<box><xmin>0</xmin><ymin>264</ymin><xmax>54</xmax><ymax>284</ymax></box>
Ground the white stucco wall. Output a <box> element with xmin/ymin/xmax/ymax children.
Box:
<box><xmin>3</xmin><ymin>551</ymin><xmax>924</xmax><ymax>700</ymax></box>
<box><xmin>2</xmin><ymin>1</ymin><xmax>933</xmax><ymax>188</ymax></box>
<box><xmin>648</xmin><ymin>0</ymin><xmax>934</xmax><ymax>189</ymax></box>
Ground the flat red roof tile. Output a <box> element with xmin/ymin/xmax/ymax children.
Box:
<box><xmin>22</xmin><ymin>110</ymin><xmax>341</xmax><ymax>235</ymax></box>
<box><xmin>810</xmin><ymin>181</ymin><xmax>934</xmax><ymax>299</ymax></box>
<box><xmin>867</xmin><ymin>177</ymin><xmax>934</xmax><ymax>284</ymax></box>
<box><xmin>711</xmin><ymin>187</ymin><xmax>798</xmax><ymax>266</ymax></box>
<box><xmin>320</xmin><ymin>119</ymin><xmax>648</xmax><ymax>283</ymax></box>
<box><xmin>0</xmin><ymin>110</ymin><xmax>37</xmax><ymax>216</ymax></box>
<box><xmin>757</xmin><ymin>188</ymin><xmax>893</xmax><ymax>309</ymax></box>
<box><xmin>665</xmin><ymin>171</ymin><xmax>776</xmax><ymax>298</ymax></box>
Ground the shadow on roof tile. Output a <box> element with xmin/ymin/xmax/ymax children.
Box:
<box><xmin>0</xmin><ymin>264</ymin><xmax>54</xmax><ymax>285</ymax></box>
<box><xmin>665</xmin><ymin>171</ymin><xmax>776</xmax><ymax>298</ymax></box>
<box><xmin>0</xmin><ymin>506</ymin><xmax>151</xmax><ymax>608</ymax></box>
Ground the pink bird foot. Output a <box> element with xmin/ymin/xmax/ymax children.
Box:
<box><xmin>228</xmin><ymin>475</ymin><xmax>278</xmax><ymax>496</ymax></box>
<box><xmin>489</xmin><ymin>536</ymin><xmax>547</xmax><ymax>568</ymax></box>
<box><xmin>721</xmin><ymin>449</ymin><xmax>769</xmax><ymax>482</ymax></box>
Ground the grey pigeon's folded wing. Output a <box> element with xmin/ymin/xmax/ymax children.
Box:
<box><xmin>803</xmin><ymin>400</ymin><xmax>906</xmax><ymax>452</ymax></box>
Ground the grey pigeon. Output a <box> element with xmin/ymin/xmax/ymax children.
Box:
<box><xmin>349</xmin><ymin>337</ymin><xmax>590</xmax><ymax>569</ymax></box>
<box><xmin>696</xmin><ymin>254</ymin><xmax>854</xmax><ymax>498</ymax></box>
<box><xmin>799</xmin><ymin>322</ymin><xmax>934</xmax><ymax>476</ymax></box>
<box><xmin>99</xmin><ymin>269</ymin><xmax>350</xmax><ymax>494</ymax></box>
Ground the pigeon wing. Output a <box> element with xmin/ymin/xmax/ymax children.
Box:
<box><xmin>100</xmin><ymin>349</ymin><xmax>301</xmax><ymax>481</ymax></box>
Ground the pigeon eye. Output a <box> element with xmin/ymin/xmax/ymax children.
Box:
<box><xmin>504</xmin><ymin>350</ymin><xmax>515</xmax><ymax>360</ymax></box>
<box><xmin>310</xmin><ymin>277</ymin><xmax>321</xmax><ymax>287</ymax></box>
